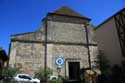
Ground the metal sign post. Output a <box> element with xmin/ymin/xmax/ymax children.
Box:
<box><xmin>55</xmin><ymin>56</ymin><xmax>64</xmax><ymax>68</ymax></box>
<box><xmin>55</xmin><ymin>56</ymin><xmax>64</xmax><ymax>76</ymax></box>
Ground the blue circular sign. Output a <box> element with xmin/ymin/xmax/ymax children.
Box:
<box><xmin>55</xmin><ymin>57</ymin><xmax>64</xmax><ymax>67</ymax></box>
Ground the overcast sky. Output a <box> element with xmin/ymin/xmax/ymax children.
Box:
<box><xmin>0</xmin><ymin>0</ymin><xmax>125</xmax><ymax>53</ymax></box>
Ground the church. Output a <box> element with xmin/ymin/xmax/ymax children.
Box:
<box><xmin>9</xmin><ymin>6</ymin><xmax>98</xmax><ymax>79</ymax></box>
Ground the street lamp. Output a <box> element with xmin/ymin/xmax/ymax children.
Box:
<box><xmin>84</xmin><ymin>23</ymin><xmax>91</xmax><ymax>69</ymax></box>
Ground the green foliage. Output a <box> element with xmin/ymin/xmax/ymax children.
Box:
<box><xmin>97</xmin><ymin>50</ymin><xmax>111</xmax><ymax>75</ymax></box>
<box><xmin>34</xmin><ymin>68</ymin><xmax>52</xmax><ymax>79</ymax></box>
<box><xmin>49</xmin><ymin>76</ymin><xmax>63</xmax><ymax>83</ymax></box>
<box><xmin>79</xmin><ymin>67</ymin><xmax>86</xmax><ymax>83</ymax></box>
<box><xmin>2</xmin><ymin>67</ymin><xmax>19</xmax><ymax>78</ymax></box>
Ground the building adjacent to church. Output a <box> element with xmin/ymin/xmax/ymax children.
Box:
<box><xmin>95</xmin><ymin>8</ymin><xmax>125</xmax><ymax>67</ymax></box>
<box><xmin>9</xmin><ymin>6</ymin><xmax>98</xmax><ymax>79</ymax></box>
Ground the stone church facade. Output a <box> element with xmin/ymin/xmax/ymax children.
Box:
<box><xmin>9</xmin><ymin>7</ymin><xmax>98</xmax><ymax>79</ymax></box>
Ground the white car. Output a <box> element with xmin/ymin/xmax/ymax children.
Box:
<box><xmin>49</xmin><ymin>75</ymin><xmax>58</xmax><ymax>80</ymax></box>
<box><xmin>13</xmin><ymin>74</ymin><xmax>40</xmax><ymax>83</ymax></box>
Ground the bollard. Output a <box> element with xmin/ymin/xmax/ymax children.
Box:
<box><xmin>84</xmin><ymin>70</ymin><xmax>97</xmax><ymax>83</ymax></box>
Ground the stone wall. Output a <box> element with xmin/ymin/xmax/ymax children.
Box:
<box><xmin>47</xmin><ymin>21</ymin><xmax>96</xmax><ymax>44</ymax></box>
<box><xmin>47</xmin><ymin>14</ymin><xmax>89</xmax><ymax>24</ymax></box>
<box><xmin>45</xmin><ymin>44</ymin><xmax>98</xmax><ymax>77</ymax></box>
<box><xmin>52</xmin><ymin>44</ymin><xmax>88</xmax><ymax>76</ymax></box>
<box><xmin>9</xmin><ymin>41</ymin><xmax>45</xmax><ymax>75</ymax></box>
<box><xmin>9</xmin><ymin>12</ymin><xmax>98</xmax><ymax>76</ymax></box>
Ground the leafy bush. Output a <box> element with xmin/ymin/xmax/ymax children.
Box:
<box><xmin>2</xmin><ymin>67</ymin><xmax>19</xmax><ymax>78</ymax></box>
<box><xmin>1</xmin><ymin>67</ymin><xmax>19</xmax><ymax>83</ymax></box>
<box><xmin>49</xmin><ymin>76</ymin><xmax>63</xmax><ymax>83</ymax></box>
<box><xmin>34</xmin><ymin>68</ymin><xmax>52</xmax><ymax>80</ymax></box>
<box><xmin>96</xmin><ymin>50</ymin><xmax>111</xmax><ymax>75</ymax></box>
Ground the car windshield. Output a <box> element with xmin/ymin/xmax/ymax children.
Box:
<box><xmin>19</xmin><ymin>75</ymin><xmax>32</xmax><ymax>80</ymax></box>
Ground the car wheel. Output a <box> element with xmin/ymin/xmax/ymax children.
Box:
<box><xmin>33</xmin><ymin>82</ymin><xmax>37</xmax><ymax>83</ymax></box>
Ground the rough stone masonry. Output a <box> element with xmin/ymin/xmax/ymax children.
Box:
<box><xmin>9</xmin><ymin>6</ymin><xmax>99</xmax><ymax>79</ymax></box>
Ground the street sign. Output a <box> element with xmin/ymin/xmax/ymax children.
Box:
<box><xmin>55</xmin><ymin>56</ymin><xmax>64</xmax><ymax>67</ymax></box>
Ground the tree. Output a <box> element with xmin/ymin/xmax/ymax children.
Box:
<box><xmin>34</xmin><ymin>67</ymin><xmax>52</xmax><ymax>82</ymax></box>
<box><xmin>2</xmin><ymin>67</ymin><xmax>19</xmax><ymax>78</ymax></box>
<box><xmin>0</xmin><ymin>48</ymin><xmax>8</xmax><ymax>69</ymax></box>
<box><xmin>111</xmin><ymin>65</ymin><xmax>122</xmax><ymax>83</ymax></box>
<box><xmin>96</xmin><ymin>50</ymin><xmax>111</xmax><ymax>75</ymax></box>
<box><xmin>1</xmin><ymin>67</ymin><xmax>19</xmax><ymax>83</ymax></box>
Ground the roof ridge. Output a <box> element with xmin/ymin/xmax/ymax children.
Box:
<box><xmin>95</xmin><ymin>8</ymin><xmax>125</xmax><ymax>30</ymax></box>
<box><xmin>53</xmin><ymin>6</ymin><xmax>86</xmax><ymax>18</ymax></box>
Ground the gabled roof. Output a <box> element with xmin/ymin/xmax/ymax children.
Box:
<box><xmin>95</xmin><ymin>8</ymin><xmax>125</xmax><ymax>30</ymax></box>
<box><xmin>48</xmin><ymin>6</ymin><xmax>91</xmax><ymax>20</ymax></box>
<box><xmin>53</xmin><ymin>6</ymin><xmax>82</xmax><ymax>17</ymax></box>
<box><xmin>11</xmin><ymin>6</ymin><xmax>93</xmax><ymax>43</ymax></box>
